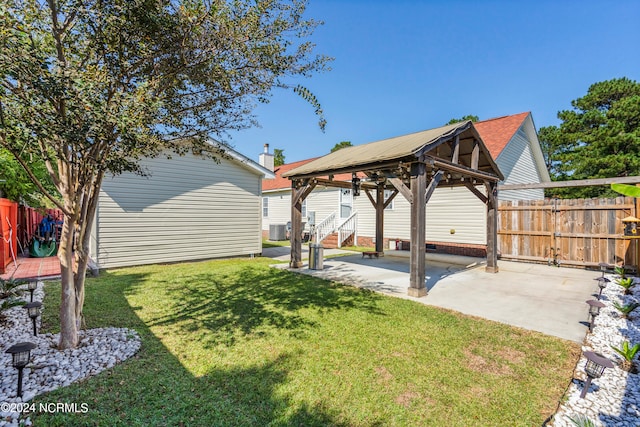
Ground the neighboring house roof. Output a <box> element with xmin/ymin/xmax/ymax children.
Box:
<box><xmin>263</xmin><ymin>158</ymin><xmax>366</xmax><ymax>192</ymax></box>
<box><xmin>263</xmin><ymin>112</ymin><xmax>545</xmax><ymax>191</ymax></box>
<box><xmin>474</xmin><ymin>112</ymin><xmax>530</xmax><ymax>158</ymax></box>
<box><xmin>213</xmin><ymin>141</ymin><xmax>275</xmax><ymax>179</ymax></box>
<box><xmin>263</xmin><ymin>157</ymin><xmax>318</xmax><ymax>191</ymax></box>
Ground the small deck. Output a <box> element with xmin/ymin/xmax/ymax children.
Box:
<box><xmin>1</xmin><ymin>256</ymin><xmax>61</xmax><ymax>281</ymax></box>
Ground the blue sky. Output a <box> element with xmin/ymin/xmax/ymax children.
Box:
<box><xmin>227</xmin><ymin>0</ymin><xmax>640</xmax><ymax>164</ymax></box>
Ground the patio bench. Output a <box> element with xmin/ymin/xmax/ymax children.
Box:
<box><xmin>362</xmin><ymin>251</ymin><xmax>382</xmax><ymax>259</ymax></box>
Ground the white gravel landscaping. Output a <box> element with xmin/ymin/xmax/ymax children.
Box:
<box><xmin>0</xmin><ymin>282</ymin><xmax>141</xmax><ymax>426</ymax></box>
<box><xmin>551</xmin><ymin>273</ymin><xmax>640</xmax><ymax>427</ymax></box>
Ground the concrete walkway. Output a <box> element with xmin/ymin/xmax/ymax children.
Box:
<box><xmin>265</xmin><ymin>248</ymin><xmax>596</xmax><ymax>343</ymax></box>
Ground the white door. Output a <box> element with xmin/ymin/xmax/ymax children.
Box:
<box><xmin>340</xmin><ymin>189</ymin><xmax>352</xmax><ymax>219</ymax></box>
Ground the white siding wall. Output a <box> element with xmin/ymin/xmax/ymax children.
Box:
<box><xmin>263</xmin><ymin>187</ymin><xmax>342</xmax><ymax>232</ymax></box>
<box><xmin>354</xmin><ymin>186</ymin><xmax>487</xmax><ymax>244</ymax></box>
<box><xmin>306</xmin><ymin>187</ymin><xmax>343</xmax><ymax>226</ymax></box>
<box><xmin>262</xmin><ymin>190</ymin><xmax>291</xmax><ymax>230</ymax></box>
<box><xmin>496</xmin><ymin>129</ymin><xmax>545</xmax><ymax>200</ymax></box>
<box><xmin>94</xmin><ymin>153</ymin><xmax>263</xmax><ymax>268</ymax></box>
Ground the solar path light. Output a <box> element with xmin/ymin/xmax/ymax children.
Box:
<box><xmin>595</xmin><ymin>277</ymin><xmax>609</xmax><ymax>299</ymax></box>
<box><xmin>27</xmin><ymin>281</ymin><xmax>37</xmax><ymax>302</ymax></box>
<box><xmin>23</xmin><ymin>301</ymin><xmax>42</xmax><ymax>336</ymax></box>
<box><xmin>580</xmin><ymin>351</ymin><xmax>614</xmax><ymax>399</ymax></box>
<box><xmin>598</xmin><ymin>262</ymin><xmax>612</xmax><ymax>278</ymax></box>
<box><xmin>586</xmin><ymin>300</ymin><xmax>605</xmax><ymax>332</ymax></box>
<box><xmin>5</xmin><ymin>342</ymin><xmax>37</xmax><ymax>398</ymax></box>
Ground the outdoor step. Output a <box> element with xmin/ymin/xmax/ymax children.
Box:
<box><xmin>319</xmin><ymin>232</ymin><xmax>354</xmax><ymax>249</ymax></box>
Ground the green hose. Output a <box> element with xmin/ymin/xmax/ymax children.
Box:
<box><xmin>29</xmin><ymin>239</ymin><xmax>57</xmax><ymax>257</ymax></box>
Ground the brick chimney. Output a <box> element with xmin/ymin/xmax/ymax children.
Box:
<box><xmin>259</xmin><ymin>143</ymin><xmax>274</xmax><ymax>171</ymax></box>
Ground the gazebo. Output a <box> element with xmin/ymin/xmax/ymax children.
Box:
<box><xmin>283</xmin><ymin>120</ymin><xmax>504</xmax><ymax>297</ymax></box>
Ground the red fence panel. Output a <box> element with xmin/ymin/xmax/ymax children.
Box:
<box><xmin>0</xmin><ymin>198</ymin><xmax>18</xmax><ymax>273</ymax></box>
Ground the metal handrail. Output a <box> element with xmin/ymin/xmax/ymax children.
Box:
<box><xmin>315</xmin><ymin>212</ymin><xmax>336</xmax><ymax>244</ymax></box>
<box><xmin>337</xmin><ymin>211</ymin><xmax>358</xmax><ymax>248</ymax></box>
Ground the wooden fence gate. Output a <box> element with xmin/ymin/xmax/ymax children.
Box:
<box><xmin>498</xmin><ymin>197</ymin><xmax>638</xmax><ymax>268</ymax></box>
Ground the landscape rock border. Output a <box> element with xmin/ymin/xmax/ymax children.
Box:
<box><xmin>0</xmin><ymin>282</ymin><xmax>141</xmax><ymax>426</ymax></box>
<box><xmin>551</xmin><ymin>273</ymin><xmax>640</xmax><ymax>426</ymax></box>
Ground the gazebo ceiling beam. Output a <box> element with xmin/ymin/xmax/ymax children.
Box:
<box><xmin>463</xmin><ymin>181</ymin><xmax>488</xmax><ymax>204</ymax></box>
<box><xmin>388</xmin><ymin>177</ymin><xmax>413</xmax><ymax>204</ymax></box>
<box><xmin>314</xmin><ymin>177</ymin><xmax>378</xmax><ymax>190</ymax></box>
<box><xmin>427</xmin><ymin>156</ymin><xmax>501</xmax><ymax>183</ymax></box>
<box><xmin>286</xmin><ymin>160</ymin><xmax>411</xmax><ymax>181</ymax></box>
<box><xmin>425</xmin><ymin>170</ymin><xmax>444</xmax><ymax>203</ymax></box>
<box><xmin>291</xmin><ymin>178</ymin><xmax>317</xmax><ymax>205</ymax></box>
<box><xmin>383</xmin><ymin>189</ymin><xmax>398</xmax><ymax>209</ymax></box>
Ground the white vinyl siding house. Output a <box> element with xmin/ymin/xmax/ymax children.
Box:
<box><xmin>91</xmin><ymin>148</ymin><xmax>273</xmax><ymax>268</ymax></box>
<box><xmin>496</xmin><ymin>128</ymin><xmax>546</xmax><ymax>201</ymax></box>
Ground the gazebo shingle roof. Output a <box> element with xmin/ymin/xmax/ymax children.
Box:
<box><xmin>263</xmin><ymin>112</ymin><xmax>529</xmax><ymax>190</ymax></box>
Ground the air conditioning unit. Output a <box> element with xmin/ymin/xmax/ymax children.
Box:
<box><xmin>269</xmin><ymin>224</ymin><xmax>287</xmax><ymax>241</ymax></box>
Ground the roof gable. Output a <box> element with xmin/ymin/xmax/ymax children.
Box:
<box><xmin>473</xmin><ymin>112</ymin><xmax>529</xmax><ymax>158</ymax></box>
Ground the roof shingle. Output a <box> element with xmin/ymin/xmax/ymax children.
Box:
<box><xmin>474</xmin><ymin>112</ymin><xmax>529</xmax><ymax>158</ymax></box>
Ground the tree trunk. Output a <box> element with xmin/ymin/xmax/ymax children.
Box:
<box><xmin>73</xmin><ymin>176</ymin><xmax>102</xmax><ymax>330</ymax></box>
<box><xmin>58</xmin><ymin>211</ymin><xmax>78</xmax><ymax>349</ymax></box>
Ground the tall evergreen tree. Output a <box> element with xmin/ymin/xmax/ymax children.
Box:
<box><xmin>330</xmin><ymin>141</ymin><xmax>352</xmax><ymax>152</ymax></box>
<box><xmin>274</xmin><ymin>148</ymin><xmax>285</xmax><ymax>166</ymax></box>
<box><xmin>540</xmin><ymin>77</ymin><xmax>640</xmax><ymax>198</ymax></box>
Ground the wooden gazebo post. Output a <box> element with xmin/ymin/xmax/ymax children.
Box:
<box><xmin>375</xmin><ymin>183</ymin><xmax>385</xmax><ymax>254</ymax></box>
<box><xmin>408</xmin><ymin>162</ymin><xmax>427</xmax><ymax>297</ymax></box>
<box><xmin>485</xmin><ymin>181</ymin><xmax>499</xmax><ymax>273</ymax></box>
<box><xmin>290</xmin><ymin>179</ymin><xmax>316</xmax><ymax>268</ymax></box>
<box><xmin>290</xmin><ymin>181</ymin><xmax>304</xmax><ymax>268</ymax></box>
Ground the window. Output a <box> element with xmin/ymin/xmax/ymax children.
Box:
<box><xmin>340</xmin><ymin>189</ymin><xmax>352</xmax><ymax>218</ymax></box>
<box><xmin>384</xmin><ymin>190</ymin><xmax>395</xmax><ymax>210</ymax></box>
<box><xmin>262</xmin><ymin>197</ymin><xmax>268</xmax><ymax>217</ymax></box>
<box><xmin>302</xmin><ymin>199</ymin><xmax>307</xmax><ymax>219</ymax></box>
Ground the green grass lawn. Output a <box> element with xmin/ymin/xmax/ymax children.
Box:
<box><xmin>34</xmin><ymin>258</ymin><xmax>578</xmax><ymax>426</ymax></box>
<box><xmin>262</xmin><ymin>239</ymin><xmax>291</xmax><ymax>248</ymax></box>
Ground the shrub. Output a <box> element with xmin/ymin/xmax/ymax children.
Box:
<box><xmin>0</xmin><ymin>277</ymin><xmax>26</xmax><ymax>299</ymax></box>
<box><xmin>614</xmin><ymin>266</ymin><xmax>627</xmax><ymax>279</ymax></box>
<box><xmin>568</xmin><ymin>414</ymin><xmax>597</xmax><ymax>427</ymax></box>
<box><xmin>615</xmin><ymin>277</ymin><xmax>636</xmax><ymax>295</ymax></box>
<box><xmin>612</xmin><ymin>301</ymin><xmax>640</xmax><ymax>319</ymax></box>
<box><xmin>0</xmin><ymin>278</ymin><xmax>27</xmax><ymax>322</ymax></box>
<box><xmin>610</xmin><ymin>341</ymin><xmax>640</xmax><ymax>373</ymax></box>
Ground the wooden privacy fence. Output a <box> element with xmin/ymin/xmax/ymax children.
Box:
<box><xmin>498</xmin><ymin>197</ymin><xmax>638</xmax><ymax>268</ymax></box>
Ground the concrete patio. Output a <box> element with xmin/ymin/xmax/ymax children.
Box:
<box><xmin>265</xmin><ymin>248</ymin><xmax>597</xmax><ymax>343</ymax></box>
